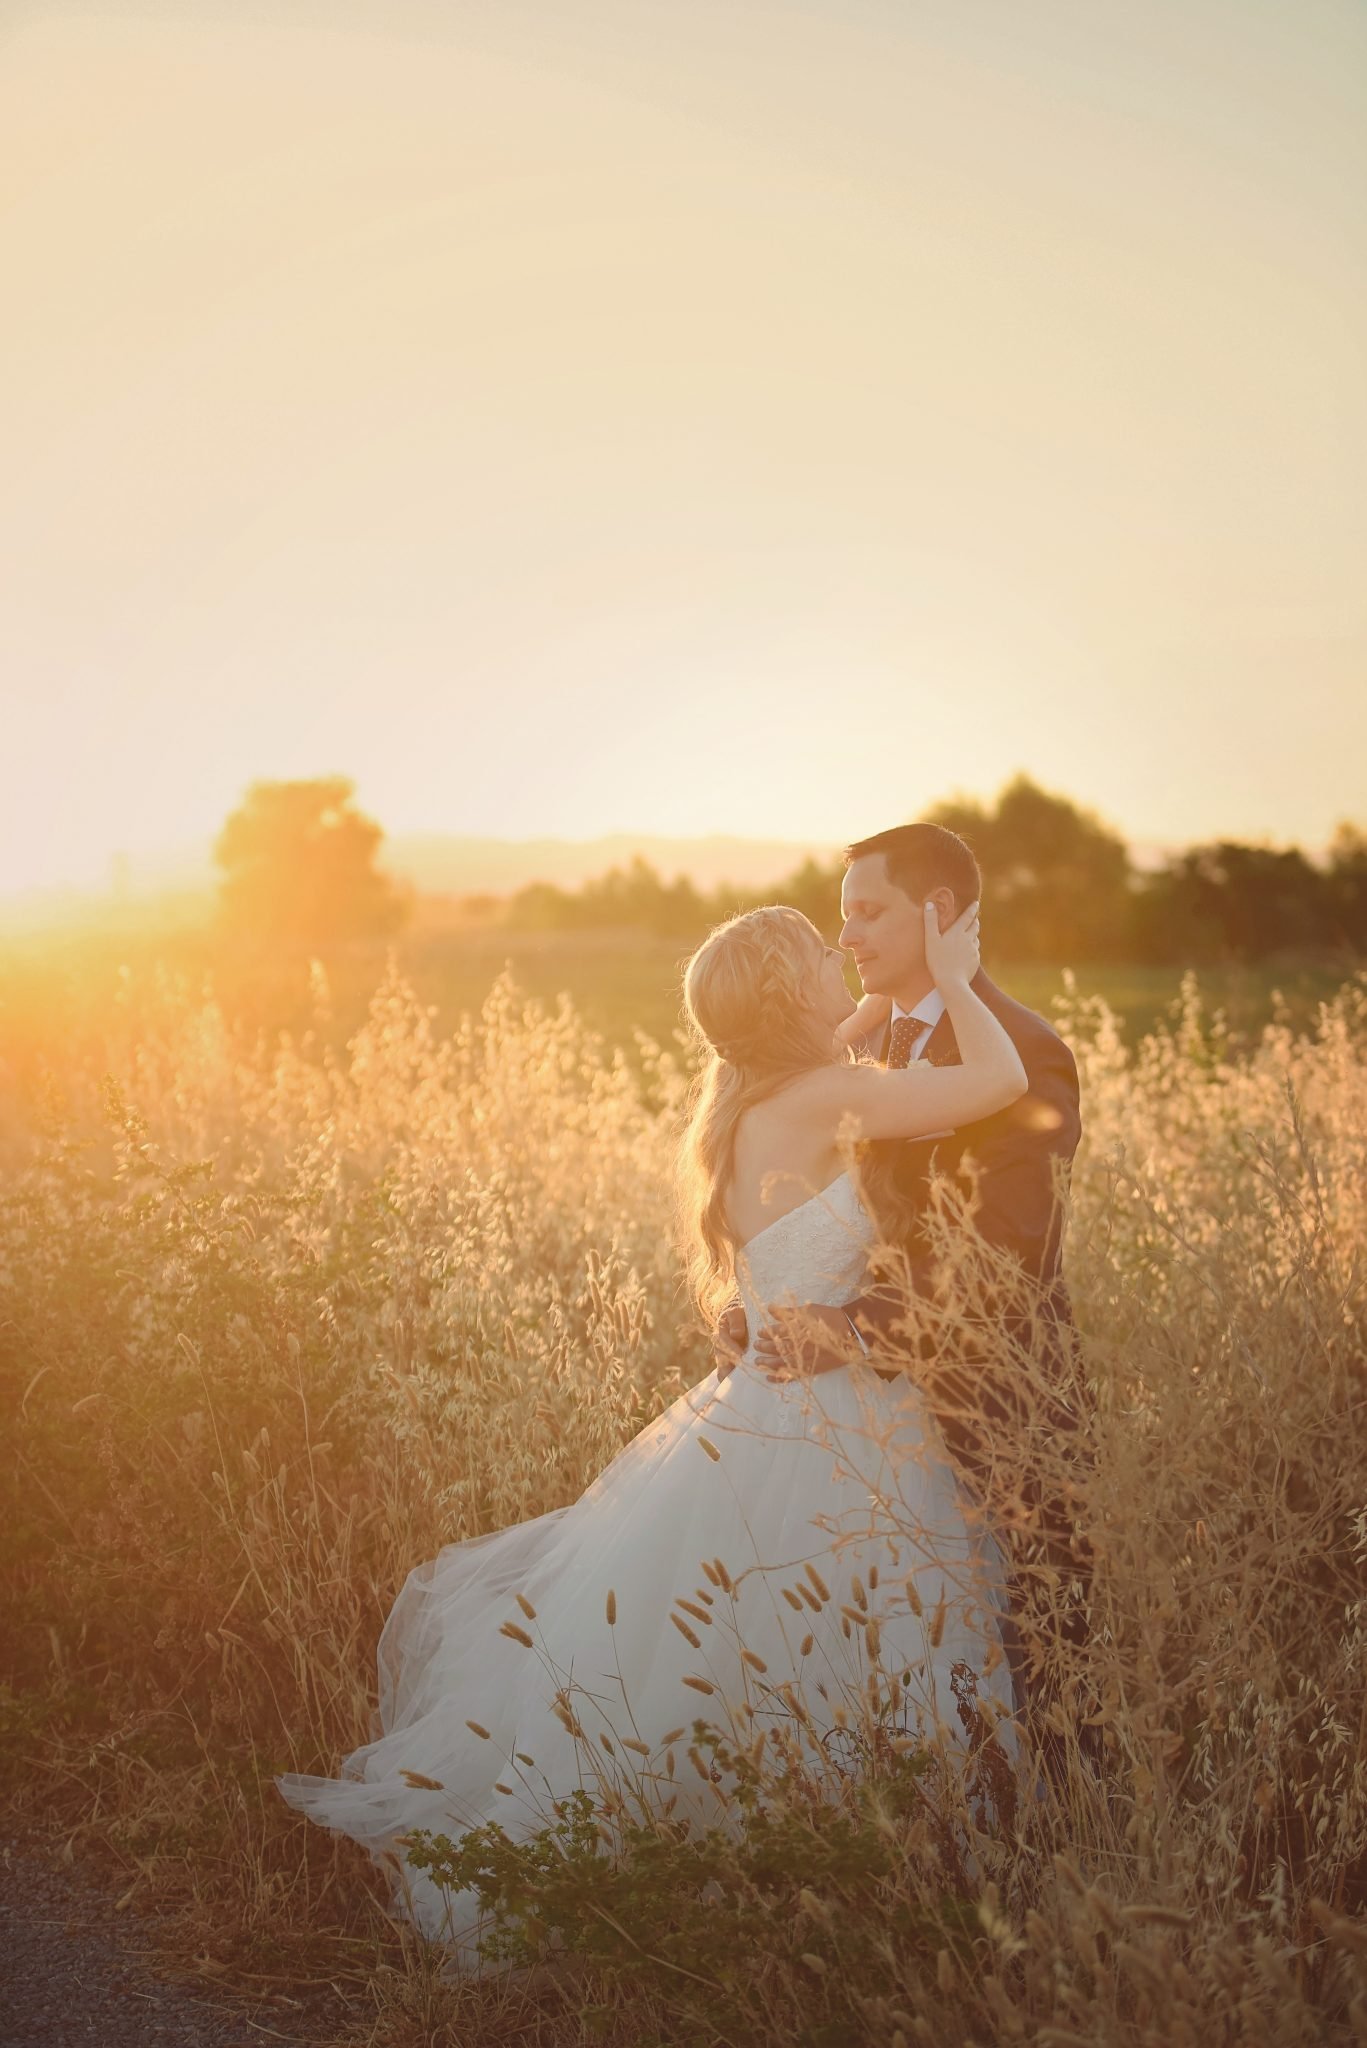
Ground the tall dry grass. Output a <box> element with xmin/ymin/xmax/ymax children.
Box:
<box><xmin>2</xmin><ymin>959</ymin><xmax>1366</xmax><ymax>2044</ymax></box>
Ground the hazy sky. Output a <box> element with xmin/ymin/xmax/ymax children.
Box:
<box><xmin>5</xmin><ymin>0</ymin><xmax>1366</xmax><ymax>892</ymax></box>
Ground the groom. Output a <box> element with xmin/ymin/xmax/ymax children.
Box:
<box><xmin>716</xmin><ymin>820</ymin><xmax>1091</xmax><ymax>1726</ymax></box>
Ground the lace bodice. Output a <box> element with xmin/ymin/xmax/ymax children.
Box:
<box><xmin>734</xmin><ymin>1171</ymin><xmax>874</xmax><ymax>1363</ymax></box>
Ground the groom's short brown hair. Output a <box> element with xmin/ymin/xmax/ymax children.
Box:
<box><xmin>845</xmin><ymin>821</ymin><xmax>981</xmax><ymax>911</ymax></box>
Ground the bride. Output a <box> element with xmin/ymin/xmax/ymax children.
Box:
<box><xmin>277</xmin><ymin>895</ymin><xmax>1028</xmax><ymax>1959</ymax></box>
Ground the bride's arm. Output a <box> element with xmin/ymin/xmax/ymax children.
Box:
<box><xmin>833</xmin><ymin>991</ymin><xmax>891</xmax><ymax>1054</ymax></box>
<box><xmin>795</xmin><ymin>902</ymin><xmax>1027</xmax><ymax>1140</ymax></box>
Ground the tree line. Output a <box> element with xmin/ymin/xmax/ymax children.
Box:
<box><xmin>507</xmin><ymin>778</ymin><xmax>1367</xmax><ymax>967</ymax></box>
<box><xmin>213</xmin><ymin>774</ymin><xmax>1367</xmax><ymax>967</ymax></box>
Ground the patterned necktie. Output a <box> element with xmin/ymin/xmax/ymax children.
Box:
<box><xmin>887</xmin><ymin>1014</ymin><xmax>925</xmax><ymax>1069</ymax></box>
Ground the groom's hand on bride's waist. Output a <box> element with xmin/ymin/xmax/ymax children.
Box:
<box><xmin>713</xmin><ymin>1303</ymin><xmax>749</xmax><ymax>1381</ymax></box>
<box><xmin>757</xmin><ymin>1303</ymin><xmax>867</xmax><ymax>1383</ymax></box>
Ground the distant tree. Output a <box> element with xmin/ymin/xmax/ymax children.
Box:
<box><xmin>510</xmin><ymin>859</ymin><xmax>710</xmax><ymax>939</ymax></box>
<box><xmin>579</xmin><ymin>858</ymin><xmax>708</xmax><ymax>937</ymax></box>
<box><xmin>1327</xmin><ymin>823</ymin><xmax>1367</xmax><ymax>954</ymax></box>
<box><xmin>768</xmin><ymin>856</ymin><xmax>843</xmax><ymax>939</ymax></box>
<box><xmin>926</xmin><ymin>775</ymin><xmax>1134</xmax><ymax>962</ymax></box>
<box><xmin>1133</xmin><ymin>840</ymin><xmax>1335</xmax><ymax>964</ymax></box>
<box><xmin>214</xmin><ymin>777</ymin><xmax>409</xmax><ymax>946</ymax></box>
<box><xmin>506</xmin><ymin>879</ymin><xmax>578</xmax><ymax>931</ymax></box>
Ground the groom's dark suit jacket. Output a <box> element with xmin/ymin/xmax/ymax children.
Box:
<box><xmin>847</xmin><ymin>970</ymin><xmax>1081</xmax><ymax>1367</ymax></box>
<box><xmin>847</xmin><ymin>973</ymin><xmax>1091</xmax><ymax>1693</ymax></box>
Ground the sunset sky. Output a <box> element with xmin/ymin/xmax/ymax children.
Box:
<box><xmin>4</xmin><ymin>0</ymin><xmax>1366</xmax><ymax>895</ymax></box>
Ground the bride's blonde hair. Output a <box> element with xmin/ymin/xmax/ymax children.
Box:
<box><xmin>676</xmin><ymin>905</ymin><xmax>838</xmax><ymax>1324</ymax></box>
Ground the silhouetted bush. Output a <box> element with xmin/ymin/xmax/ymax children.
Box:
<box><xmin>214</xmin><ymin>776</ymin><xmax>409</xmax><ymax>949</ymax></box>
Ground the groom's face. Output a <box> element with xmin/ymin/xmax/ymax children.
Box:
<box><xmin>839</xmin><ymin>854</ymin><xmax>927</xmax><ymax>996</ymax></box>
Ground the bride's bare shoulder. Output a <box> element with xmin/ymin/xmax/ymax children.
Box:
<box><xmin>731</xmin><ymin>1072</ymin><xmax>847</xmax><ymax>1214</ymax></box>
<box><xmin>730</xmin><ymin>1069</ymin><xmax>833</xmax><ymax>1150</ymax></box>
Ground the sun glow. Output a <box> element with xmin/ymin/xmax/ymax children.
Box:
<box><xmin>4</xmin><ymin>3</ymin><xmax>1366</xmax><ymax>900</ymax></box>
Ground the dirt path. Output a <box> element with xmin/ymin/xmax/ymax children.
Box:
<box><xmin>0</xmin><ymin>1839</ymin><xmax>289</xmax><ymax>2048</ymax></box>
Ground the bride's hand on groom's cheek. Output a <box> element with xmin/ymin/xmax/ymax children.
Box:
<box><xmin>758</xmin><ymin>1304</ymin><xmax>861</xmax><ymax>1382</ymax></box>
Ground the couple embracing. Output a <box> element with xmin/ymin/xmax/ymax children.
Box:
<box><xmin>280</xmin><ymin>820</ymin><xmax>1090</xmax><ymax>1961</ymax></box>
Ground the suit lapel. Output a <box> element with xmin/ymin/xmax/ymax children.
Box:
<box><xmin>921</xmin><ymin>1005</ymin><xmax>959</xmax><ymax>1067</ymax></box>
<box><xmin>921</xmin><ymin>970</ymin><xmax>1002</xmax><ymax>1066</ymax></box>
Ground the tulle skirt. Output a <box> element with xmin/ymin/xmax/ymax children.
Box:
<box><xmin>277</xmin><ymin>1356</ymin><xmax>1017</xmax><ymax>1963</ymax></box>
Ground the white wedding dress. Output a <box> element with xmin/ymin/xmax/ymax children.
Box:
<box><xmin>277</xmin><ymin>1172</ymin><xmax>1017</xmax><ymax>1962</ymax></box>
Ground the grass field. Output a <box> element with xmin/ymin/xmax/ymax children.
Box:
<box><xmin>2</xmin><ymin>936</ymin><xmax>1367</xmax><ymax>2042</ymax></box>
<box><xmin>0</xmin><ymin>908</ymin><xmax>1351</xmax><ymax>1090</ymax></box>
<box><xmin>398</xmin><ymin>922</ymin><xmax>1352</xmax><ymax>1052</ymax></box>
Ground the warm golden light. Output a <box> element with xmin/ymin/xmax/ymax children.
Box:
<box><xmin>3</xmin><ymin>21</ymin><xmax>1367</xmax><ymax>2032</ymax></box>
<box><xmin>4</xmin><ymin>2</ymin><xmax>1365</xmax><ymax>899</ymax></box>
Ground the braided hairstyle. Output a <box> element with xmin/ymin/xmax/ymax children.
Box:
<box><xmin>677</xmin><ymin>905</ymin><xmax>840</xmax><ymax>1324</ymax></box>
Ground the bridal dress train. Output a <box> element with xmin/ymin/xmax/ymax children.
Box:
<box><xmin>278</xmin><ymin>1172</ymin><xmax>1017</xmax><ymax>1962</ymax></box>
